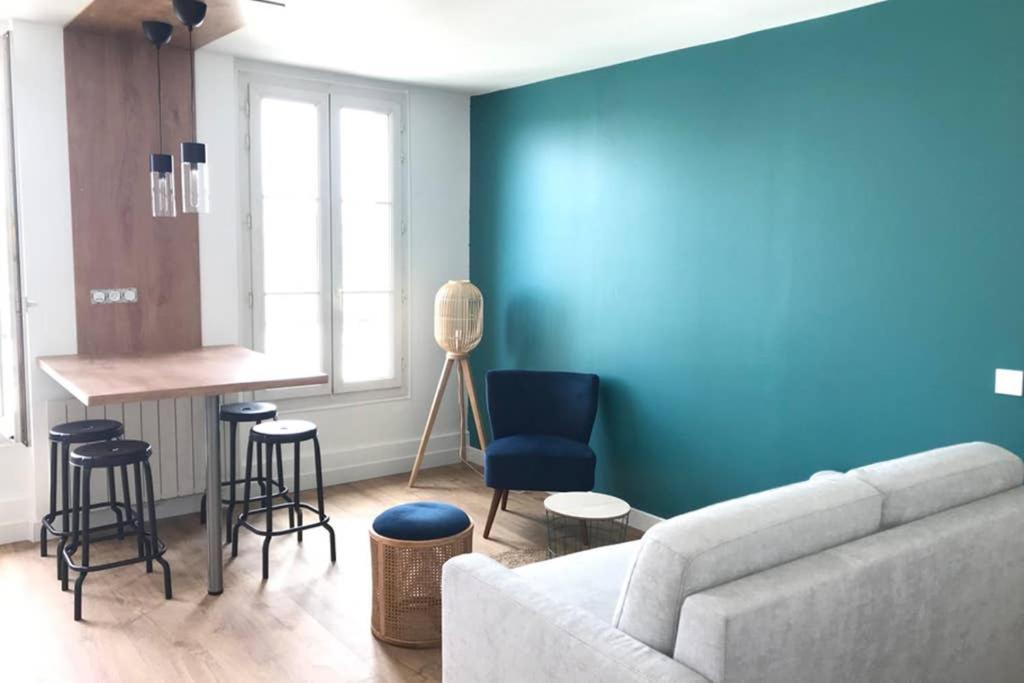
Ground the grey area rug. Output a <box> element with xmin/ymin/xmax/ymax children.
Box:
<box><xmin>493</xmin><ymin>548</ymin><xmax>549</xmax><ymax>569</ymax></box>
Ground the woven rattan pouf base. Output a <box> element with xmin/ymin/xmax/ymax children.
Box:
<box><xmin>370</xmin><ymin>523</ymin><xmax>473</xmax><ymax>648</ymax></box>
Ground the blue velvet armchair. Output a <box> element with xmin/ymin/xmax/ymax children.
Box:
<box><xmin>482</xmin><ymin>370</ymin><xmax>600</xmax><ymax>538</ymax></box>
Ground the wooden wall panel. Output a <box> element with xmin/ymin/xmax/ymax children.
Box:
<box><xmin>63</xmin><ymin>28</ymin><xmax>202</xmax><ymax>355</ymax></box>
<box><xmin>67</xmin><ymin>0</ymin><xmax>244</xmax><ymax>49</ymax></box>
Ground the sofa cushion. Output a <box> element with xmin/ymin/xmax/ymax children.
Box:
<box><xmin>484</xmin><ymin>435</ymin><xmax>596</xmax><ymax>491</ymax></box>
<box><xmin>848</xmin><ymin>441</ymin><xmax>1023</xmax><ymax>528</ymax></box>
<box><xmin>514</xmin><ymin>541</ymin><xmax>640</xmax><ymax>623</ymax></box>
<box><xmin>673</xmin><ymin>487</ymin><xmax>1024</xmax><ymax>683</ymax></box>
<box><xmin>612</xmin><ymin>474</ymin><xmax>883</xmax><ymax>655</ymax></box>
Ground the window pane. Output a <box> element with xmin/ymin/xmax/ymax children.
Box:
<box><xmin>262</xmin><ymin>197</ymin><xmax>320</xmax><ymax>293</ymax></box>
<box><xmin>341</xmin><ymin>202</ymin><xmax>392</xmax><ymax>292</ymax></box>
<box><xmin>264</xmin><ymin>294</ymin><xmax>323</xmax><ymax>371</ymax></box>
<box><xmin>341</xmin><ymin>292</ymin><xmax>394</xmax><ymax>383</ymax></box>
<box><xmin>339</xmin><ymin>108</ymin><xmax>390</xmax><ymax>203</ymax></box>
<box><xmin>261</xmin><ymin>98</ymin><xmax>319</xmax><ymax>198</ymax></box>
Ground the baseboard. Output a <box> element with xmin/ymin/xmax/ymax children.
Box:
<box><xmin>0</xmin><ymin>433</ymin><xmax>466</xmax><ymax>546</ymax></box>
<box><xmin>2</xmin><ymin>436</ymin><xmax>664</xmax><ymax>546</ymax></box>
<box><xmin>0</xmin><ymin>519</ymin><xmax>33</xmax><ymax>546</ymax></box>
<box><xmin>320</xmin><ymin>432</ymin><xmax>461</xmax><ymax>486</ymax></box>
<box><xmin>0</xmin><ymin>497</ymin><xmax>32</xmax><ymax>545</ymax></box>
<box><xmin>626</xmin><ymin>507</ymin><xmax>664</xmax><ymax>532</ymax></box>
<box><xmin>465</xmin><ymin>446</ymin><xmax>665</xmax><ymax>533</ymax></box>
<box><xmin>153</xmin><ymin>432</ymin><xmax>464</xmax><ymax>522</ymax></box>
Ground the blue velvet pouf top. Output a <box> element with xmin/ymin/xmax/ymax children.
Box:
<box><xmin>372</xmin><ymin>501</ymin><xmax>471</xmax><ymax>541</ymax></box>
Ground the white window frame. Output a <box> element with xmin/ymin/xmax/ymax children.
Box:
<box><xmin>0</xmin><ymin>31</ymin><xmax>27</xmax><ymax>444</ymax></box>
<box><xmin>248</xmin><ymin>81</ymin><xmax>332</xmax><ymax>400</ymax></box>
<box><xmin>330</xmin><ymin>91</ymin><xmax>405</xmax><ymax>395</ymax></box>
<box><xmin>239</xmin><ymin>66</ymin><xmax>409</xmax><ymax>406</ymax></box>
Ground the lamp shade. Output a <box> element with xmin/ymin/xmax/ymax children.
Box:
<box><xmin>434</xmin><ymin>280</ymin><xmax>483</xmax><ymax>354</ymax></box>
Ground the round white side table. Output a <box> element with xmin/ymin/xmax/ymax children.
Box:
<box><xmin>543</xmin><ymin>492</ymin><xmax>630</xmax><ymax>558</ymax></box>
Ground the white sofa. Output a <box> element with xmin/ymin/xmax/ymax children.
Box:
<box><xmin>442</xmin><ymin>442</ymin><xmax>1024</xmax><ymax>682</ymax></box>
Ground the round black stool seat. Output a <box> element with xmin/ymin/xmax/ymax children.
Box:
<box><xmin>251</xmin><ymin>419</ymin><xmax>317</xmax><ymax>444</ymax></box>
<box><xmin>220</xmin><ymin>401</ymin><xmax>277</xmax><ymax>422</ymax></box>
<box><xmin>71</xmin><ymin>440</ymin><xmax>151</xmax><ymax>468</ymax></box>
<box><xmin>49</xmin><ymin>419</ymin><xmax>124</xmax><ymax>444</ymax></box>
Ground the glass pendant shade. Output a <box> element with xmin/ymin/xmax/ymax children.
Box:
<box><xmin>180</xmin><ymin>141</ymin><xmax>209</xmax><ymax>213</ymax></box>
<box><xmin>150</xmin><ymin>153</ymin><xmax>177</xmax><ymax>218</ymax></box>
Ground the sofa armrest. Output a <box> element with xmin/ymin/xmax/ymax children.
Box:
<box><xmin>442</xmin><ymin>554</ymin><xmax>708</xmax><ymax>683</ymax></box>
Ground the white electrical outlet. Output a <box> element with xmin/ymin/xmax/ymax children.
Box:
<box><xmin>89</xmin><ymin>288</ymin><xmax>139</xmax><ymax>304</ymax></box>
<box><xmin>994</xmin><ymin>369</ymin><xmax>1023</xmax><ymax>397</ymax></box>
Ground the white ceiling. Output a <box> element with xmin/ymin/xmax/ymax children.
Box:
<box><xmin>0</xmin><ymin>0</ymin><xmax>90</xmax><ymax>24</ymax></box>
<box><xmin>3</xmin><ymin>0</ymin><xmax>883</xmax><ymax>94</ymax></box>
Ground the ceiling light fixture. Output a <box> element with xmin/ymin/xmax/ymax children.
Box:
<box><xmin>142</xmin><ymin>20</ymin><xmax>176</xmax><ymax>219</ymax></box>
<box><xmin>173</xmin><ymin>0</ymin><xmax>210</xmax><ymax>214</ymax></box>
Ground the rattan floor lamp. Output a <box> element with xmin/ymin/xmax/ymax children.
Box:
<box><xmin>408</xmin><ymin>280</ymin><xmax>488</xmax><ymax>487</ymax></box>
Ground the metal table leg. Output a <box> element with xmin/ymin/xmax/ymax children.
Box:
<box><xmin>205</xmin><ymin>394</ymin><xmax>223</xmax><ymax>595</ymax></box>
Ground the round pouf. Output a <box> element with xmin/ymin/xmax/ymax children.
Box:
<box><xmin>370</xmin><ymin>501</ymin><xmax>473</xmax><ymax>647</ymax></box>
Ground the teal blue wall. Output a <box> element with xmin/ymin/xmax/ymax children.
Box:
<box><xmin>469</xmin><ymin>0</ymin><xmax>1024</xmax><ymax>518</ymax></box>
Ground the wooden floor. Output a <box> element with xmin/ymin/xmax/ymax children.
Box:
<box><xmin>0</xmin><ymin>464</ymin><xmax>550</xmax><ymax>682</ymax></box>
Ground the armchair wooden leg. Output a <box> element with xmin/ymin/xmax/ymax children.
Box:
<box><xmin>500</xmin><ymin>489</ymin><xmax>509</xmax><ymax>511</ymax></box>
<box><xmin>484</xmin><ymin>488</ymin><xmax>503</xmax><ymax>539</ymax></box>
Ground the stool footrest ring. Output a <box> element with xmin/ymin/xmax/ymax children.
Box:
<box><xmin>212</xmin><ymin>476</ymin><xmax>290</xmax><ymax>505</ymax></box>
<box><xmin>53</xmin><ymin>519</ymin><xmax>143</xmax><ymax>545</ymax></box>
<box><xmin>62</xmin><ymin>534</ymin><xmax>167</xmax><ymax>573</ymax></box>
<box><xmin>42</xmin><ymin>501</ymin><xmax>137</xmax><ymax>537</ymax></box>
<box><xmin>237</xmin><ymin>502</ymin><xmax>330</xmax><ymax>538</ymax></box>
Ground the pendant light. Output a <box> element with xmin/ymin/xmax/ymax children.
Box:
<box><xmin>143</xmin><ymin>20</ymin><xmax>176</xmax><ymax>218</ymax></box>
<box><xmin>174</xmin><ymin>0</ymin><xmax>210</xmax><ymax>214</ymax></box>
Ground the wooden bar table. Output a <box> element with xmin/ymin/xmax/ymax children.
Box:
<box><xmin>37</xmin><ymin>345</ymin><xmax>327</xmax><ymax>595</ymax></box>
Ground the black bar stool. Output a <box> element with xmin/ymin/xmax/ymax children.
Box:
<box><xmin>232</xmin><ymin>419</ymin><xmax>336</xmax><ymax>580</ymax></box>
<box><xmin>199</xmin><ymin>401</ymin><xmax>293</xmax><ymax>544</ymax></box>
<box><xmin>62</xmin><ymin>439</ymin><xmax>171</xmax><ymax>621</ymax></box>
<box><xmin>41</xmin><ymin>420</ymin><xmax>129</xmax><ymax>573</ymax></box>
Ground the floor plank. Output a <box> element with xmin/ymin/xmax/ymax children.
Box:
<box><xmin>0</xmin><ymin>464</ymin><xmax>550</xmax><ymax>682</ymax></box>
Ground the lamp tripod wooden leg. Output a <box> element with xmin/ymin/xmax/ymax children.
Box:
<box><xmin>457</xmin><ymin>361</ymin><xmax>467</xmax><ymax>465</ymax></box>
<box><xmin>408</xmin><ymin>354</ymin><xmax>489</xmax><ymax>488</ymax></box>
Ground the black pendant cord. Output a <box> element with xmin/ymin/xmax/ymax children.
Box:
<box><xmin>156</xmin><ymin>46</ymin><xmax>164</xmax><ymax>155</ymax></box>
<box><xmin>188</xmin><ymin>28</ymin><xmax>196</xmax><ymax>139</ymax></box>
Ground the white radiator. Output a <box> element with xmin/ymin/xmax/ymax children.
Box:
<box><xmin>46</xmin><ymin>397</ymin><xmax>223</xmax><ymax>502</ymax></box>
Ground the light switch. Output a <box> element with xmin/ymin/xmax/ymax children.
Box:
<box><xmin>90</xmin><ymin>289</ymin><xmax>106</xmax><ymax>304</ymax></box>
<box><xmin>994</xmin><ymin>369</ymin><xmax>1023</xmax><ymax>397</ymax></box>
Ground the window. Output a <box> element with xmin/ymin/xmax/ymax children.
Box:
<box><xmin>242</xmin><ymin>72</ymin><xmax>407</xmax><ymax>401</ymax></box>
<box><xmin>0</xmin><ymin>31</ymin><xmax>27</xmax><ymax>443</ymax></box>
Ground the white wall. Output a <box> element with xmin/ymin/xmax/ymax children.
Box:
<box><xmin>195</xmin><ymin>51</ymin><xmax>242</xmax><ymax>346</ymax></box>
<box><xmin>197</xmin><ymin>54</ymin><xmax>472</xmax><ymax>485</ymax></box>
<box><xmin>0</xmin><ymin>30</ymin><xmax>470</xmax><ymax>543</ymax></box>
<box><xmin>0</xmin><ymin>21</ymin><xmax>77</xmax><ymax>544</ymax></box>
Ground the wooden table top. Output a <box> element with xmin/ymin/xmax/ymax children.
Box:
<box><xmin>38</xmin><ymin>345</ymin><xmax>328</xmax><ymax>406</ymax></box>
